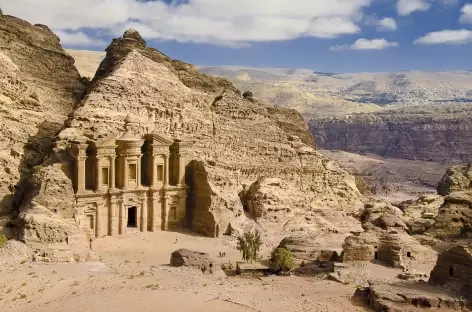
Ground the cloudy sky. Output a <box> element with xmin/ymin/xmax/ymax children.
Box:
<box><xmin>1</xmin><ymin>0</ymin><xmax>472</xmax><ymax>72</ymax></box>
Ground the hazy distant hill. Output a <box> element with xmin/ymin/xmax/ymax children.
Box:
<box><xmin>200</xmin><ymin>66</ymin><xmax>472</xmax><ymax>119</ymax></box>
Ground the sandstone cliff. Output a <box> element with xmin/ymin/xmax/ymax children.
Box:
<box><xmin>0</xmin><ymin>11</ymin><xmax>85</xmax><ymax>236</ymax></box>
<box><xmin>309</xmin><ymin>105</ymin><xmax>472</xmax><ymax>162</ymax></box>
<box><xmin>22</xmin><ymin>29</ymin><xmax>364</xmax><ymax>243</ymax></box>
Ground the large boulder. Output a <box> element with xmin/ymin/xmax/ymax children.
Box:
<box><xmin>170</xmin><ymin>249</ymin><xmax>214</xmax><ymax>271</ymax></box>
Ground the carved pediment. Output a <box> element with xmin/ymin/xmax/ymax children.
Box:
<box><xmin>89</xmin><ymin>137</ymin><xmax>118</xmax><ymax>149</ymax></box>
<box><xmin>145</xmin><ymin>134</ymin><xmax>173</xmax><ymax>146</ymax></box>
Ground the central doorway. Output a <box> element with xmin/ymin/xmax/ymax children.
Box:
<box><xmin>127</xmin><ymin>206</ymin><xmax>137</xmax><ymax>228</ymax></box>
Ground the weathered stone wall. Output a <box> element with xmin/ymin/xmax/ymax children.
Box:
<box><xmin>0</xmin><ymin>13</ymin><xmax>84</xmax><ymax>236</ymax></box>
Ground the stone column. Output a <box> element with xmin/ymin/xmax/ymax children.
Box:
<box><xmin>123</xmin><ymin>157</ymin><xmax>129</xmax><ymax>189</ymax></box>
<box><xmin>119</xmin><ymin>200</ymin><xmax>126</xmax><ymax>234</ymax></box>
<box><xmin>164</xmin><ymin>154</ymin><xmax>169</xmax><ymax>186</ymax></box>
<box><xmin>137</xmin><ymin>156</ymin><xmax>142</xmax><ymax>187</ymax></box>
<box><xmin>177</xmin><ymin>152</ymin><xmax>186</xmax><ymax>187</ymax></box>
<box><xmin>151</xmin><ymin>155</ymin><xmax>157</xmax><ymax>188</ymax></box>
<box><xmin>136</xmin><ymin>199</ymin><xmax>141</xmax><ymax>228</ymax></box>
<box><xmin>95</xmin><ymin>204</ymin><xmax>102</xmax><ymax>238</ymax></box>
<box><xmin>141</xmin><ymin>195</ymin><xmax>148</xmax><ymax>232</ymax></box>
<box><xmin>96</xmin><ymin>156</ymin><xmax>102</xmax><ymax>191</ymax></box>
<box><xmin>77</xmin><ymin>155</ymin><xmax>87</xmax><ymax>193</ymax></box>
<box><xmin>151</xmin><ymin>195</ymin><xmax>160</xmax><ymax>232</ymax></box>
<box><xmin>110</xmin><ymin>156</ymin><xmax>116</xmax><ymax>189</ymax></box>
<box><xmin>109</xmin><ymin>197</ymin><xmax>117</xmax><ymax>236</ymax></box>
<box><xmin>162</xmin><ymin>195</ymin><xmax>169</xmax><ymax>231</ymax></box>
<box><xmin>179</xmin><ymin>193</ymin><xmax>187</xmax><ymax>220</ymax></box>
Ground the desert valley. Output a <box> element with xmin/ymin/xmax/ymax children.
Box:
<box><xmin>0</xmin><ymin>7</ymin><xmax>472</xmax><ymax>312</ymax></box>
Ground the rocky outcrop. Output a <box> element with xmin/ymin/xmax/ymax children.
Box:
<box><xmin>28</xmin><ymin>29</ymin><xmax>365</xmax><ymax>242</ymax></box>
<box><xmin>355</xmin><ymin>282</ymin><xmax>472</xmax><ymax>312</ymax></box>
<box><xmin>427</xmin><ymin>191</ymin><xmax>472</xmax><ymax>238</ymax></box>
<box><xmin>429</xmin><ymin>245</ymin><xmax>472</xmax><ymax>295</ymax></box>
<box><xmin>401</xmin><ymin>195</ymin><xmax>443</xmax><ymax>235</ymax></box>
<box><xmin>342</xmin><ymin>202</ymin><xmax>436</xmax><ymax>268</ymax></box>
<box><xmin>437</xmin><ymin>164</ymin><xmax>472</xmax><ymax>196</ymax></box>
<box><xmin>276</xmin><ymin>236</ymin><xmax>345</xmax><ymax>264</ymax></box>
<box><xmin>309</xmin><ymin>106</ymin><xmax>472</xmax><ymax>162</ymax></box>
<box><xmin>342</xmin><ymin>229</ymin><xmax>436</xmax><ymax>268</ymax></box>
<box><xmin>170</xmin><ymin>249</ymin><xmax>214</xmax><ymax>271</ymax></box>
<box><xmin>0</xmin><ymin>13</ymin><xmax>85</xmax><ymax>236</ymax></box>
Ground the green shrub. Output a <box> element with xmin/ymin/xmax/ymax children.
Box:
<box><xmin>271</xmin><ymin>248</ymin><xmax>295</xmax><ymax>271</ymax></box>
<box><xmin>236</xmin><ymin>231</ymin><xmax>262</xmax><ymax>262</ymax></box>
<box><xmin>0</xmin><ymin>235</ymin><xmax>7</xmax><ymax>248</ymax></box>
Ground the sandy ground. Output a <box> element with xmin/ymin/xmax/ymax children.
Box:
<box><xmin>0</xmin><ymin>230</ymin><xmax>438</xmax><ymax>312</ymax></box>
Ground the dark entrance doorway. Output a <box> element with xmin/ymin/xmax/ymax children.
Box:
<box><xmin>127</xmin><ymin>206</ymin><xmax>137</xmax><ymax>228</ymax></box>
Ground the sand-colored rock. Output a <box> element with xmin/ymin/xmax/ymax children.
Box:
<box><xmin>427</xmin><ymin>191</ymin><xmax>472</xmax><ymax>238</ymax></box>
<box><xmin>0</xmin><ymin>13</ymin><xmax>85</xmax><ymax>236</ymax></box>
<box><xmin>342</xmin><ymin>202</ymin><xmax>436</xmax><ymax>268</ymax></box>
<box><xmin>355</xmin><ymin>282</ymin><xmax>472</xmax><ymax>312</ymax></box>
<box><xmin>170</xmin><ymin>249</ymin><xmax>214</xmax><ymax>272</ymax></box>
<box><xmin>276</xmin><ymin>235</ymin><xmax>344</xmax><ymax>264</ymax></box>
<box><xmin>437</xmin><ymin>164</ymin><xmax>472</xmax><ymax>196</ymax></box>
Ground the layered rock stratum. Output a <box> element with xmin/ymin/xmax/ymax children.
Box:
<box><xmin>0</xmin><ymin>11</ymin><xmax>85</xmax><ymax>236</ymax></box>
<box><xmin>18</xmin><ymin>28</ymin><xmax>365</xmax><ymax>244</ymax></box>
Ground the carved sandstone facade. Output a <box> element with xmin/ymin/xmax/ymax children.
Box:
<box><xmin>71</xmin><ymin>116</ymin><xmax>188</xmax><ymax>238</ymax></box>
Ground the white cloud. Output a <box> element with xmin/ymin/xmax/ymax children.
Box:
<box><xmin>363</xmin><ymin>15</ymin><xmax>397</xmax><ymax>31</ymax></box>
<box><xmin>0</xmin><ymin>0</ymin><xmax>373</xmax><ymax>47</ymax></box>
<box><xmin>460</xmin><ymin>4</ymin><xmax>472</xmax><ymax>24</ymax></box>
<box><xmin>414</xmin><ymin>29</ymin><xmax>472</xmax><ymax>44</ymax></box>
<box><xmin>377</xmin><ymin>18</ymin><xmax>398</xmax><ymax>31</ymax></box>
<box><xmin>397</xmin><ymin>0</ymin><xmax>431</xmax><ymax>16</ymax></box>
<box><xmin>55</xmin><ymin>31</ymin><xmax>107</xmax><ymax>46</ymax></box>
<box><xmin>330</xmin><ymin>38</ymin><xmax>398</xmax><ymax>51</ymax></box>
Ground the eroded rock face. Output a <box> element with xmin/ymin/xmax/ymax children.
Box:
<box><xmin>429</xmin><ymin>245</ymin><xmax>472</xmax><ymax>296</ymax></box>
<box><xmin>42</xmin><ymin>29</ymin><xmax>365</xmax><ymax>240</ymax></box>
<box><xmin>0</xmin><ymin>14</ymin><xmax>85</xmax><ymax>235</ymax></box>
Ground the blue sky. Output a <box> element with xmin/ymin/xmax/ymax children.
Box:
<box><xmin>1</xmin><ymin>0</ymin><xmax>472</xmax><ymax>72</ymax></box>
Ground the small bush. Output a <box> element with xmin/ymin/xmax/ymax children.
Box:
<box><xmin>271</xmin><ymin>248</ymin><xmax>295</xmax><ymax>271</ymax></box>
<box><xmin>242</xmin><ymin>91</ymin><xmax>254</xmax><ymax>100</ymax></box>
<box><xmin>0</xmin><ymin>235</ymin><xmax>7</xmax><ymax>248</ymax></box>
